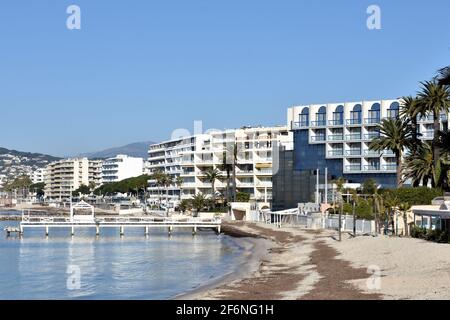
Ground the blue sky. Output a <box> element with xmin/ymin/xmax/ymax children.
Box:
<box><xmin>0</xmin><ymin>0</ymin><xmax>449</xmax><ymax>156</ymax></box>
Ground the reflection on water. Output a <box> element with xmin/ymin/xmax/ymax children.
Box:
<box><xmin>0</xmin><ymin>221</ymin><xmax>243</xmax><ymax>300</ymax></box>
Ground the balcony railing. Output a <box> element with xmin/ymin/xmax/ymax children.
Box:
<box><xmin>345</xmin><ymin>134</ymin><xmax>362</xmax><ymax>141</ymax></box>
<box><xmin>328</xmin><ymin>150</ymin><xmax>344</xmax><ymax>157</ymax></box>
<box><xmin>364</xmin><ymin>165</ymin><xmax>381</xmax><ymax>171</ymax></box>
<box><xmin>345</xmin><ymin>165</ymin><xmax>362</xmax><ymax>172</ymax></box>
<box><xmin>382</xmin><ymin>164</ymin><xmax>397</xmax><ymax>171</ymax></box>
<box><xmin>292</xmin><ymin>121</ymin><xmax>309</xmax><ymax>129</ymax></box>
<box><xmin>311</xmin><ymin>135</ymin><xmax>326</xmax><ymax>142</ymax></box>
<box><xmin>364</xmin><ymin>150</ymin><xmax>380</xmax><ymax>156</ymax></box>
<box><xmin>345</xmin><ymin>150</ymin><xmax>362</xmax><ymax>156</ymax></box>
<box><xmin>310</xmin><ymin>120</ymin><xmax>327</xmax><ymax>127</ymax></box>
<box><xmin>364</xmin><ymin>118</ymin><xmax>380</xmax><ymax>125</ymax></box>
<box><xmin>346</xmin><ymin>119</ymin><xmax>362</xmax><ymax>125</ymax></box>
<box><xmin>328</xmin><ymin>119</ymin><xmax>344</xmax><ymax>126</ymax></box>
<box><xmin>328</xmin><ymin>134</ymin><xmax>344</xmax><ymax>141</ymax></box>
<box><xmin>363</xmin><ymin>133</ymin><xmax>380</xmax><ymax>140</ymax></box>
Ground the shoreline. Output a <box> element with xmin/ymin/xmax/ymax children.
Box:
<box><xmin>184</xmin><ymin>221</ymin><xmax>383</xmax><ymax>300</ymax></box>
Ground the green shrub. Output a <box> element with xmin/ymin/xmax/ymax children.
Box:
<box><xmin>355</xmin><ymin>200</ymin><xmax>374</xmax><ymax>220</ymax></box>
<box><xmin>381</xmin><ymin>187</ymin><xmax>443</xmax><ymax>206</ymax></box>
<box><xmin>236</xmin><ymin>192</ymin><xmax>251</xmax><ymax>202</ymax></box>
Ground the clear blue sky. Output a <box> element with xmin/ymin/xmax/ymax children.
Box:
<box><xmin>0</xmin><ymin>0</ymin><xmax>449</xmax><ymax>156</ymax></box>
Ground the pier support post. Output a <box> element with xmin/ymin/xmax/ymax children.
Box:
<box><xmin>19</xmin><ymin>225</ymin><xmax>24</xmax><ymax>236</ymax></box>
<box><xmin>45</xmin><ymin>226</ymin><xmax>49</xmax><ymax>237</ymax></box>
<box><xmin>192</xmin><ymin>226</ymin><xmax>197</xmax><ymax>235</ymax></box>
<box><xmin>96</xmin><ymin>225</ymin><xmax>100</xmax><ymax>237</ymax></box>
<box><xmin>145</xmin><ymin>226</ymin><xmax>149</xmax><ymax>236</ymax></box>
<box><xmin>120</xmin><ymin>226</ymin><xmax>124</xmax><ymax>236</ymax></box>
<box><xmin>71</xmin><ymin>226</ymin><xmax>75</xmax><ymax>236</ymax></box>
<box><xmin>217</xmin><ymin>225</ymin><xmax>221</xmax><ymax>235</ymax></box>
<box><xmin>168</xmin><ymin>226</ymin><xmax>173</xmax><ymax>235</ymax></box>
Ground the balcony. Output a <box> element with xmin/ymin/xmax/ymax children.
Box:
<box><xmin>364</xmin><ymin>118</ymin><xmax>380</xmax><ymax>125</ymax></box>
<box><xmin>363</xmin><ymin>133</ymin><xmax>380</xmax><ymax>140</ymax></box>
<box><xmin>364</xmin><ymin>150</ymin><xmax>380</xmax><ymax>157</ymax></box>
<box><xmin>328</xmin><ymin>150</ymin><xmax>344</xmax><ymax>157</ymax></box>
<box><xmin>346</xmin><ymin>119</ymin><xmax>362</xmax><ymax>125</ymax></box>
<box><xmin>345</xmin><ymin>134</ymin><xmax>362</xmax><ymax>141</ymax></box>
<box><xmin>382</xmin><ymin>164</ymin><xmax>397</xmax><ymax>171</ymax></box>
<box><xmin>364</xmin><ymin>165</ymin><xmax>381</xmax><ymax>171</ymax></box>
<box><xmin>310</xmin><ymin>120</ymin><xmax>327</xmax><ymax>127</ymax></box>
<box><xmin>345</xmin><ymin>150</ymin><xmax>362</xmax><ymax>156</ymax></box>
<box><xmin>311</xmin><ymin>135</ymin><xmax>326</xmax><ymax>142</ymax></box>
<box><xmin>328</xmin><ymin>134</ymin><xmax>344</xmax><ymax>141</ymax></box>
<box><xmin>292</xmin><ymin>121</ymin><xmax>309</xmax><ymax>130</ymax></box>
<box><xmin>328</xmin><ymin>119</ymin><xmax>344</xmax><ymax>126</ymax></box>
<box><xmin>345</xmin><ymin>165</ymin><xmax>362</xmax><ymax>172</ymax></box>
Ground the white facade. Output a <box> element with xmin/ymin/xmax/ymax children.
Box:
<box><xmin>102</xmin><ymin>155</ymin><xmax>144</xmax><ymax>183</ymax></box>
<box><xmin>147</xmin><ymin>126</ymin><xmax>293</xmax><ymax>206</ymax></box>
<box><xmin>287</xmin><ymin>99</ymin><xmax>447</xmax><ymax>175</ymax></box>
<box><xmin>31</xmin><ymin>168</ymin><xmax>46</xmax><ymax>184</ymax></box>
<box><xmin>44</xmin><ymin>158</ymin><xmax>103</xmax><ymax>200</ymax></box>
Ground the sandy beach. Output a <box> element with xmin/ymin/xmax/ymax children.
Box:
<box><xmin>186</xmin><ymin>221</ymin><xmax>450</xmax><ymax>300</ymax></box>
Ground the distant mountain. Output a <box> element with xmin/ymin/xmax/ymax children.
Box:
<box><xmin>78</xmin><ymin>141</ymin><xmax>154</xmax><ymax>159</ymax></box>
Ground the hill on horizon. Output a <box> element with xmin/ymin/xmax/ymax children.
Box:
<box><xmin>77</xmin><ymin>141</ymin><xmax>154</xmax><ymax>159</ymax></box>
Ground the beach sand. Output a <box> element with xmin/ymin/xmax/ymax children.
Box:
<box><xmin>186</xmin><ymin>221</ymin><xmax>450</xmax><ymax>300</ymax></box>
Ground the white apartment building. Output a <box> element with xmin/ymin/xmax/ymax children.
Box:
<box><xmin>31</xmin><ymin>168</ymin><xmax>46</xmax><ymax>184</ymax></box>
<box><xmin>147</xmin><ymin>126</ymin><xmax>293</xmax><ymax>206</ymax></box>
<box><xmin>287</xmin><ymin>99</ymin><xmax>448</xmax><ymax>176</ymax></box>
<box><xmin>102</xmin><ymin>155</ymin><xmax>144</xmax><ymax>183</ymax></box>
<box><xmin>44</xmin><ymin>158</ymin><xmax>103</xmax><ymax>200</ymax></box>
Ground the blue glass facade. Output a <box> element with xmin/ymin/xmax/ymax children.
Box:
<box><xmin>293</xmin><ymin>130</ymin><xmax>397</xmax><ymax>187</ymax></box>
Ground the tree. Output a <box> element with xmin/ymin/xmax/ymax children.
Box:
<box><xmin>30</xmin><ymin>182</ymin><xmax>45</xmax><ymax>198</ymax></box>
<box><xmin>400</xmin><ymin>96</ymin><xmax>424</xmax><ymax>161</ymax></box>
<box><xmin>404</xmin><ymin>142</ymin><xmax>435</xmax><ymax>187</ymax></box>
<box><xmin>417</xmin><ymin>81</ymin><xmax>450</xmax><ymax>169</ymax></box>
<box><xmin>369</xmin><ymin>118</ymin><xmax>412</xmax><ymax>187</ymax></box>
<box><xmin>73</xmin><ymin>184</ymin><xmax>90</xmax><ymax>196</ymax></box>
<box><xmin>362</xmin><ymin>179</ymin><xmax>377</xmax><ymax>195</ymax></box>
<box><xmin>192</xmin><ymin>193</ymin><xmax>206</xmax><ymax>216</ymax></box>
<box><xmin>236</xmin><ymin>191</ymin><xmax>251</xmax><ymax>203</ymax></box>
<box><xmin>179</xmin><ymin>199</ymin><xmax>192</xmax><ymax>214</ymax></box>
<box><xmin>219</xmin><ymin>151</ymin><xmax>232</xmax><ymax>204</ymax></box>
<box><xmin>204</xmin><ymin>168</ymin><xmax>223</xmax><ymax>208</ymax></box>
<box><xmin>398</xmin><ymin>202</ymin><xmax>412</xmax><ymax>237</ymax></box>
<box><xmin>175</xmin><ymin>176</ymin><xmax>183</xmax><ymax>201</ymax></box>
<box><xmin>436</xmin><ymin>66</ymin><xmax>450</xmax><ymax>86</ymax></box>
<box><xmin>383</xmin><ymin>191</ymin><xmax>400</xmax><ymax>236</ymax></box>
<box><xmin>334</xmin><ymin>177</ymin><xmax>346</xmax><ymax>241</ymax></box>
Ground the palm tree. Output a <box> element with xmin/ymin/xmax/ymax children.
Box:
<box><xmin>369</xmin><ymin>118</ymin><xmax>412</xmax><ymax>187</ymax></box>
<box><xmin>398</xmin><ymin>202</ymin><xmax>411</xmax><ymax>237</ymax></box>
<box><xmin>219</xmin><ymin>151</ymin><xmax>232</xmax><ymax>204</ymax></box>
<box><xmin>373</xmin><ymin>191</ymin><xmax>384</xmax><ymax>235</ymax></box>
<box><xmin>417</xmin><ymin>81</ymin><xmax>450</xmax><ymax>168</ymax></box>
<box><xmin>175</xmin><ymin>176</ymin><xmax>183</xmax><ymax>201</ymax></box>
<box><xmin>436</xmin><ymin>66</ymin><xmax>450</xmax><ymax>86</ymax></box>
<box><xmin>399</xmin><ymin>96</ymin><xmax>424</xmax><ymax>158</ymax></box>
<box><xmin>204</xmin><ymin>168</ymin><xmax>223</xmax><ymax>208</ymax></box>
<box><xmin>151</xmin><ymin>170</ymin><xmax>165</xmax><ymax>207</ymax></box>
<box><xmin>192</xmin><ymin>193</ymin><xmax>206</xmax><ymax>217</ymax></box>
<box><xmin>383</xmin><ymin>192</ymin><xmax>400</xmax><ymax>236</ymax></box>
<box><xmin>334</xmin><ymin>177</ymin><xmax>346</xmax><ymax>241</ymax></box>
<box><xmin>437</xmin><ymin>129</ymin><xmax>450</xmax><ymax>159</ymax></box>
<box><xmin>403</xmin><ymin>142</ymin><xmax>435</xmax><ymax>187</ymax></box>
<box><xmin>221</xmin><ymin>143</ymin><xmax>239</xmax><ymax>202</ymax></box>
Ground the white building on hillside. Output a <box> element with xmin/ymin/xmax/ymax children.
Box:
<box><xmin>102</xmin><ymin>155</ymin><xmax>144</xmax><ymax>183</ymax></box>
<box><xmin>31</xmin><ymin>168</ymin><xmax>46</xmax><ymax>184</ymax></box>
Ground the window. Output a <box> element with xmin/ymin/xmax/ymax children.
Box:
<box><xmin>349</xmin><ymin>104</ymin><xmax>362</xmax><ymax>124</ymax></box>
<box><xmin>367</xmin><ymin>103</ymin><xmax>381</xmax><ymax>124</ymax></box>
<box><xmin>387</xmin><ymin>102</ymin><xmax>400</xmax><ymax>119</ymax></box>
<box><xmin>314</xmin><ymin>106</ymin><xmax>327</xmax><ymax>126</ymax></box>
<box><xmin>298</xmin><ymin>107</ymin><xmax>310</xmax><ymax>127</ymax></box>
<box><xmin>332</xmin><ymin>105</ymin><xmax>344</xmax><ymax>125</ymax></box>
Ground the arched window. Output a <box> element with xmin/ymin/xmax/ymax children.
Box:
<box><xmin>388</xmin><ymin>102</ymin><xmax>400</xmax><ymax>119</ymax></box>
<box><xmin>298</xmin><ymin>107</ymin><xmax>309</xmax><ymax>127</ymax></box>
<box><xmin>349</xmin><ymin>104</ymin><xmax>362</xmax><ymax>125</ymax></box>
<box><xmin>314</xmin><ymin>106</ymin><xmax>327</xmax><ymax>126</ymax></box>
<box><xmin>367</xmin><ymin>103</ymin><xmax>381</xmax><ymax>124</ymax></box>
<box><xmin>332</xmin><ymin>105</ymin><xmax>344</xmax><ymax>125</ymax></box>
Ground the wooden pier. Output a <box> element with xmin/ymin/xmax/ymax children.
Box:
<box><xmin>17</xmin><ymin>216</ymin><xmax>222</xmax><ymax>237</ymax></box>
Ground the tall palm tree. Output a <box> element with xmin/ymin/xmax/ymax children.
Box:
<box><xmin>175</xmin><ymin>176</ymin><xmax>183</xmax><ymax>201</ymax></box>
<box><xmin>417</xmin><ymin>81</ymin><xmax>450</xmax><ymax>168</ymax></box>
<box><xmin>399</xmin><ymin>96</ymin><xmax>424</xmax><ymax>158</ymax></box>
<box><xmin>403</xmin><ymin>142</ymin><xmax>435</xmax><ymax>187</ymax></box>
<box><xmin>436</xmin><ymin>66</ymin><xmax>450</xmax><ymax>86</ymax></box>
<box><xmin>221</xmin><ymin>143</ymin><xmax>239</xmax><ymax>202</ymax></box>
<box><xmin>204</xmin><ymin>168</ymin><xmax>223</xmax><ymax>208</ymax></box>
<box><xmin>151</xmin><ymin>170</ymin><xmax>165</xmax><ymax>206</ymax></box>
<box><xmin>219</xmin><ymin>151</ymin><xmax>232</xmax><ymax>204</ymax></box>
<box><xmin>437</xmin><ymin>129</ymin><xmax>450</xmax><ymax>159</ymax></box>
<box><xmin>369</xmin><ymin>118</ymin><xmax>412</xmax><ymax>188</ymax></box>
<box><xmin>398</xmin><ymin>202</ymin><xmax>411</xmax><ymax>237</ymax></box>
<box><xmin>383</xmin><ymin>192</ymin><xmax>400</xmax><ymax>236</ymax></box>
<box><xmin>192</xmin><ymin>193</ymin><xmax>206</xmax><ymax>217</ymax></box>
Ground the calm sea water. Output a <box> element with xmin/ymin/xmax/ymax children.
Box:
<box><xmin>0</xmin><ymin>220</ymin><xmax>244</xmax><ymax>300</ymax></box>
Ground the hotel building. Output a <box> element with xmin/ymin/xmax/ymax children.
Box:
<box><xmin>44</xmin><ymin>158</ymin><xmax>103</xmax><ymax>200</ymax></box>
<box><xmin>147</xmin><ymin>126</ymin><xmax>293</xmax><ymax>206</ymax></box>
<box><xmin>272</xmin><ymin>99</ymin><xmax>448</xmax><ymax>210</ymax></box>
<box><xmin>102</xmin><ymin>155</ymin><xmax>144</xmax><ymax>183</ymax></box>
